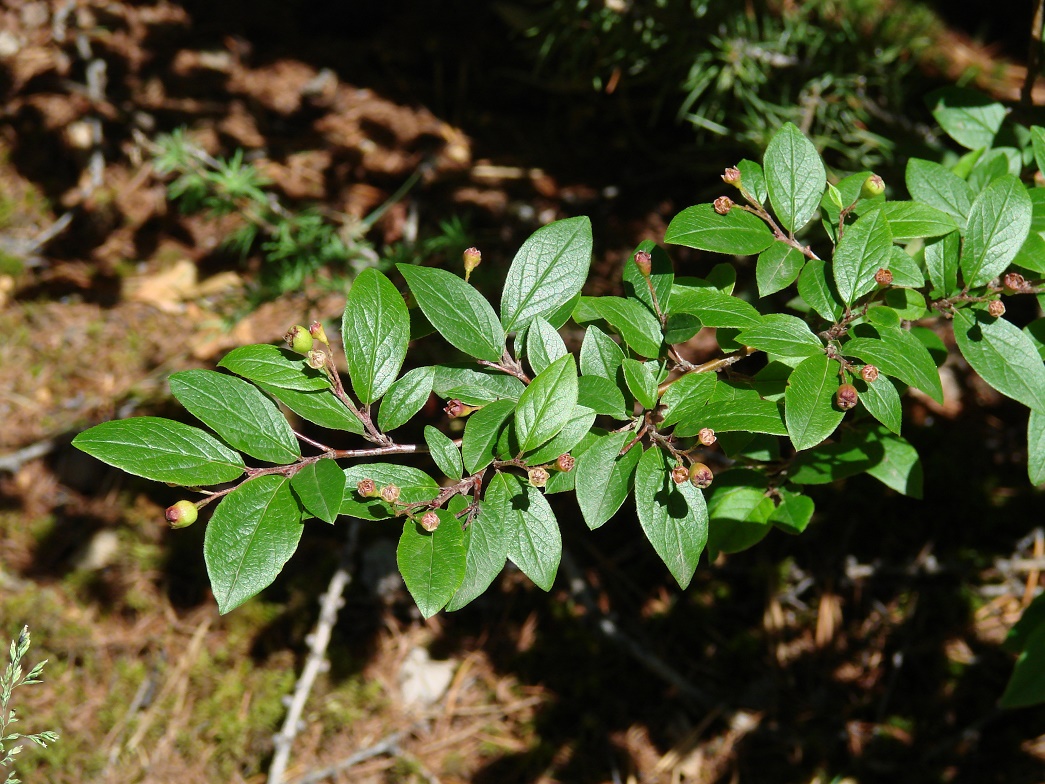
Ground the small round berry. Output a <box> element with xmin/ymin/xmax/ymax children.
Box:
<box><xmin>380</xmin><ymin>484</ymin><xmax>401</xmax><ymax>504</ymax></box>
<box><xmin>166</xmin><ymin>500</ymin><xmax>198</xmax><ymax>529</ymax></box>
<box><xmin>357</xmin><ymin>478</ymin><xmax>377</xmax><ymax>497</ymax></box>
<box><xmin>698</xmin><ymin>427</ymin><xmax>716</xmax><ymax>447</ymax></box>
<box><xmin>285</xmin><ymin>325</ymin><xmax>314</xmax><ymax>354</ymax></box>
<box><xmin>689</xmin><ymin>463</ymin><xmax>714</xmax><ymax>489</ymax></box>
<box><xmin>462</xmin><ymin>247</ymin><xmax>482</xmax><ymax>281</ymax></box>
<box><xmin>1003</xmin><ymin>272</ymin><xmax>1027</xmax><ymax>293</ymax></box>
<box><xmin>836</xmin><ymin>383</ymin><xmax>859</xmax><ymax>411</ymax></box>
<box><xmin>555</xmin><ymin>454</ymin><xmax>575</xmax><ymax>473</ymax></box>
<box><xmin>714</xmin><ymin>196</ymin><xmax>734</xmax><ymax>215</ymax></box>
<box><xmin>528</xmin><ymin>467</ymin><xmax>550</xmax><ymax>488</ymax></box>
<box><xmin>308</xmin><ymin>321</ymin><xmax>330</xmax><ymax>346</ymax></box>
<box><xmin>444</xmin><ymin>399</ymin><xmax>477</xmax><ymax>418</ymax></box>
<box><xmin>721</xmin><ymin>167</ymin><xmax>742</xmax><ymax>186</ymax></box>
<box><xmin>633</xmin><ymin>250</ymin><xmax>653</xmax><ymax>277</ymax></box>
<box><xmin>860</xmin><ymin>364</ymin><xmax>879</xmax><ymax>384</ymax></box>
<box><xmin>860</xmin><ymin>174</ymin><xmax>885</xmax><ymax>199</ymax></box>
<box><xmin>419</xmin><ymin>511</ymin><xmax>440</xmax><ymax>532</ymax></box>
<box><xmin>987</xmin><ymin>299</ymin><xmax>1006</xmax><ymax>318</ymax></box>
<box><xmin>671</xmin><ymin>465</ymin><xmax>690</xmax><ymax>485</ymax></box>
<box><xmin>874</xmin><ymin>268</ymin><xmax>893</xmax><ymax>287</ymax></box>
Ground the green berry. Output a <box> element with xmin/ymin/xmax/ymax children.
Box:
<box><xmin>860</xmin><ymin>174</ymin><xmax>885</xmax><ymax>199</ymax></box>
<box><xmin>285</xmin><ymin>325</ymin><xmax>314</xmax><ymax>354</ymax></box>
<box><xmin>689</xmin><ymin>463</ymin><xmax>713</xmax><ymax>489</ymax></box>
<box><xmin>166</xmin><ymin>500</ymin><xmax>198</xmax><ymax>528</ymax></box>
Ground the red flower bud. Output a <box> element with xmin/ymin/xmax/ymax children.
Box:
<box><xmin>308</xmin><ymin>320</ymin><xmax>330</xmax><ymax>346</ymax></box>
<box><xmin>721</xmin><ymin>167</ymin><xmax>741</xmax><ymax>186</ymax></box>
<box><xmin>1003</xmin><ymin>272</ymin><xmax>1027</xmax><ymax>293</ymax></box>
<box><xmin>836</xmin><ymin>383</ymin><xmax>859</xmax><ymax>411</ymax></box>
<box><xmin>860</xmin><ymin>365</ymin><xmax>879</xmax><ymax>383</ymax></box>
<box><xmin>166</xmin><ymin>500</ymin><xmax>198</xmax><ymax>529</ymax></box>
<box><xmin>444</xmin><ymin>399</ymin><xmax>478</xmax><ymax>418</ymax></box>
<box><xmin>462</xmin><ymin>247</ymin><xmax>482</xmax><ymax>281</ymax></box>
<box><xmin>633</xmin><ymin>250</ymin><xmax>653</xmax><ymax>277</ymax></box>
<box><xmin>714</xmin><ymin>196</ymin><xmax>734</xmax><ymax>215</ymax></box>
<box><xmin>419</xmin><ymin>511</ymin><xmax>440</xmax><ymax>532</ymax></box>
<box><xmin>357</xmin><ymin>478</ymin><xmax>377</xmax><ymax>497</ymax></box>
<box><xmin>874</xmin><ymin>268</ymin><xmax>892</xmax><ymax>287</ymax></box>
<box><xmin>555</xmin><ymin>454</ymin><xmax>575</xmax><ymax>473</ymax></box>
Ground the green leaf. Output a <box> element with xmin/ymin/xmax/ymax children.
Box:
<box><xmin>886</xmin><ymin>246</ymin><xmax>925</xmax><ymax>288</ymax></box>
<box><xmin>461</xmin><ymin>399</ymin><xmax>516</xmax><ymax>473</ymax></box>
<box><xmin>905</xmin><ymin>159</ymin><xmax>973</xmax><ymax>225</ymax></box>
<box><xmin>833</xmin><ymin>207</ymin><xmax>893</xmax><ymax>306</ymax></box>
<box><xmin>341</xmin><ymin>464</ymin><xmax>439</xmax><ymax>520</ymax></box>
<box><xmin>204</xmin><ymin>475</ymin><xmax>303</xmax><ymax>614</ymax></box>
<box><xmin>664</xmin><ymin>204</ymin><xmax>774</xmax><ymax>255</ymax></box>
<box><xmin>424</xmin><ymin>426</ymin><xmax>463</xmax><ymax>480</ymax></box>
<box><xmin>397</xmin><ymin>511</ymin><xmax>467</xmax><ymax>618</ymax></box>
<box><xmin>446</xmin><ymin>484</ymin><xmax>510</xmax><ymax>612</ymax></box>
<box><xmin>960</xmin><ymin>175</ymin><xmax>1033</xmax><ymax>288</ymax></box>
<box><xmin>737</xmin><ymin>158</ymin><xmax>768</xmax><ymax>204</ymax></box>
<box><xmin>769</xmin><ymin>487</ymin><xmax>815</xmax><ymax>534</ymax></box>
<box><xmin>706</xmin><ymin>479</ymin><xmax>774</xmax><ymax>556</ymax></box>
<box><xmin>525</xmin><ymin>316</ymin><xmax>567</xmax><ymax>376</ymax></box>
<box><xmin>501</xmin><ymin>475</ymin><xmax>562</xmax><ymax>591</ymax></box>
<box><xmin>515</xmin><ymin>354</ymin><xmax>578</xmax><ymax>453</ymax></box>
<box><xmin>524</xmin><ymin>405</ymin><xmax>596</xmax><ymax>465</ymax></box>
<box><xmin>660</xmin><ymin>372</ymin><xmax>717</xmax><ymax>428</ymax></box>
<box><xmin>855</xmin><ymin>374</ymin><xmax>902</xmax><ymax>435</ymax></box>
<box><xmin>1029</xmin><ymin>409</ymin><xmax>1045</xmax><ymax>486</ymax></box>
<box><xmin>924</xmin><ymin>233</ymin><xmax>960</xmax><ymax>298</ymax></box>
<box><xmin>881</xmin><ymin>201</ymin><xmax>958</xmax><ymax>241</ymax></box>
<box><xmin>1032</xmin><ymin>126</ymin><xmax>1045</xmax><ymax>177</ymax></box>
<box><xmin>669</xmin><ymin>286</ymin><xmax>762</xmax><ymax>329</ymax></box>
<box><xmin>675</xmin><ymin>398</ymin><xmax>787</xmax><ymax>437</ymax></box>
<box><xmin>763</xmin><ymin>122</ymin><xmax>827</xmax><ymax>234</ymax></box>
<box><xmin>622</xmin><ymin>239</ymin><xmax>673</xmax><ymax>316</ymax></box>
<box><xmin>342</xmin><ymin>268</ymin><xmax>409</xmax><ymax>404</ymax></box>
<box><xmin>864</xmin><ymin>431</ymin><xmax>923</xmax><ymax>497</ymax></box>
<box><xmin>578</xmin><ymin>374</ymin><xmax>629</xmax><ymax>418</ymax></box>
<box><xmin>621</xmin><ymin>358</ymin><xmax>659</xmax><ymax>410</ymax></box>
<box><xmin>928</xmin><ymin>87</ymin><xmax>1006</xmax><ymax>150</ymax></box>
<box><xmin>844</xmin><ymin>328</ymin><xmax>944</xmax><ymax>404</ymax></box>
<box><xmin>432</xmin><ymin>365</ymin><xmax>525</xmax><ymax>405</ymax></box>
<box><xmin>377</xmin><ymin>367</ymin><xmax>435</xmax><ymax>432</ymax></box>
<box><xmin>573</xmin><ymin>296</ymin><xmax>662</xmax><ymax>358</ymax></box>
<box><xmin>634</xmin><ymin>447</ymin><xmax>707</xmax><ymax>589</ymax></box>
<box><xmin>219</xmin><ymin>344</ymin><xmax>329</xmax><ymax>391</ymax></box>
<box><xmin>953</xmin><ymin>308</ymin><xmax>1045</xmax><ymax>411</ymax></box>
<box><xmin>72</xmin><ymin>417</ymin><xmax>245</xmax><ymax>485</ymax></box>
<box><xmin>756</xmin><ymin>243</ymin><xmax>806</xmax><ymax>296</ymax></box>
<box><xmin>1013</xmin><ymin>232</ymin><xmax>1045</xmax><ymax>275</ymax></box>
<box><xmin>788</xmin><ymin>430</ymin><xmax>882</xmax><ymax>484</ymax></box>
<box><xmin>736</xmin><ymin>314</ymin><xmax>823</xmax><ymax>357</ymax></box>
<box><xmin>575</xmin><ymin>431</ymin><xmax>642</xmax><ymax>530</ymax></box>
<box><xmin>797</xmin><ymin>258</ymin><xmax>844</xmax><ymax>321</ymax></box>
<box><xmin>398</xmin><ymin>264</ymin><xmax>505</xmax><ymax>362</ymax></box>
<box><xmin>501</xmin><ymin>216</ymin><xmax>593</xmax><ymax>334</ymax></box>
<box><xmin>579</xmin><ymin>325</ymin><xmax>627</xmax><ymax>379</ymax></box>
<box><xmin>256</xmin><ymin>382</ymin><xmax>364</xmax><ymax>434</ymax></box>
<box><xmin>784</xmin><ymin>354</ymin><xmax>845</xmax><ymax>450</ymax></box>
<box><xmin>290</xmin><ymin>459</ymin><xmax>346</xmax><ymax>524</ymax></box>
<box><xmin>170</xmin><ymin>370</ymin><xmax>299</xmax><ymax>464</ymax></box>
<box><xmin>1000</xmin><ymin>622</ymin><xmax>1045</xmax><ymax>708</ymax></box>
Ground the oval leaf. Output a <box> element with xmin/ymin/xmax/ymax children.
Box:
<box><xmin>784</xmin><ymin>354</ymin><xmax>845</xmax><ymax>451</ymax></box>
<box><xmin>953</xmin><ymin>308</ymin><xmax>1045</xmax><ymax>411</ymax></box>
<box><xmin>424</xmin><ymin>425</ymin><xmax>463</xmax><ymax>480</ymax></box>
<box><xmin>342</xmin><ymin>268</ymin><xmax>410</xmax><ymax>404</ymax></box>
<box><xmin>960</xmin><ymin>175</ymin><xmax>1033</xmax><ymax>288</ymax></box>
<box><xmin>515</xmin><ymin>354</ymin><xmax>578</xmax><ymax>453</ymax></box>
<box><xmin>377</xmin><ymin>367</ymin><xmax>435</xmax><ymax>432</ymax></box>
<box><xmin>764</xmin><ymin>123</ymin><xmax>827</xmax><ymax>234</ymax></box>
<box><xmin>397</xmin><ymin>511</ymin><xmax>467</xmax><ymax>618</ymax></box>
<box><xmin>446</xmin><ymin>479</ymin><xmax>512</xmax><ymax>611</ymax></box>
<box><xmin>290</xmin><ymin>458</ymin><xmax>347</xmax><ymax>524</ymax></box>
<box><xmin>664</xmin><ymin>204</ymin><xmax>774</xmax><ymax>255</ymax></box>
<box><xmin>219</xmin><ymin>344</ymin><xmax>330</xmax><ymax>391</ymax></box>
<box><xmin>575</xmin><ymin>431</ymin><xmax>643</xmax><ymax>530</ymax></box>
<box><xmin>833</xmin><ymin>207</ymin><xmax>893</xmax><ymax>306</ymax></box>
<box><xmin>502</xmin><ymin>475</ymin><xmax>562</xmax><ymax>591</ymax></box>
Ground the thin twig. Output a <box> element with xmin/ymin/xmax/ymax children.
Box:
<box><xmin>268</xmin><ymin>523</ymin><xmax>360</xmax><ymax>784</ymax></box>
<box><xmin>289</xmin><ymin>730</ymin><xmax>406</xmax><ymax>784</ymax></box>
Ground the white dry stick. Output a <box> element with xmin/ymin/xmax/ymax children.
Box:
<box><xmin>268</xmin><ymin>522</ymin><xmax>360</xmax><ymax>784</ymax></box>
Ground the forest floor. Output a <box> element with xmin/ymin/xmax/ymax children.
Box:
<box><xmin>1</xmin><ymin>1</ymin><xmax>1045</xmax><ymax>783</ymax></box>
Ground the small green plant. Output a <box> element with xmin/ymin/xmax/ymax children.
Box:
<box><xmin>79</xmin><ymin>89</ymin><xmax>1045</xmax><ymax>709</ymax></box>
<box><xmin>1</xmin><ymin>627</ymin><xmax>59</xmax><ymax>784</ymax></box>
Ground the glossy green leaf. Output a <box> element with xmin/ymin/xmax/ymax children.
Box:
<box><xmin>501</xmin><ymin>475</ymin><xmax>562</xmax><ymax>591</ymax></box>
<box><xmin>756</xmin><ymin>242</ymin><xmax>806</xmax><ymax>296</ymax></box>
<box><xmin>525</xmin><ymin>316</ymin><xmax>568</xmax><ymax>376</ymax></box>
<box><xmin>524</xmin><ymin>405</ymin><xmax>596</xmax><ymax>465</ymax></box>
<box><xmin>397</xmin><ymin>511</ymin><xmax>467</xmax><ymax>618</ymax></box>
<box><xmin>341</xmin><ymin>464</ymin><xmax>439</xmax><ymax>520</ymax></box>
<box><xmin>290</xmin><ymin>458</ymin><xmax>346</xmax><ymax>524</ymax></box>
<box><xmin>706</xmin><ymin>481</ymin><xmax>774</xmax><ymax>556</ymax></box>
<box><xmin>432</xmin><ymin>366</ymin><xmax>525</xmax><ymax>405</ymax></box>
<box><xmin>1013</xmin><ymin>232</ymin><xmax>1045</xmax><ymax>275</ymax></box>
<box><xmin>621</xmin><ymin>358</ymin><xmax>659</xmax><ymax>410</ymax></box>
<box><xmin>398</xmin><ymin>264</ymin><xmax>505</xmax><ymax>362</ymax></box>
<box><xmin>737</xmin><ymin>158</ymin><xmax>768</xmax><ymax>204</ymax></box>
<box><xmin>501</xmin><ymin>216</ymin><xmax>592</xmax><ymax>333</ymax></box>
<box><xmin>736</xmin><ymin>314</ymin><xmax>823</xmax><ymax>357</ymax></box>
<box><xmin>769</xmin><ymin>487</ymin><xmax>815</xmax><ymax>534</ymax></box>
<box><xmin>1000</xmin><ymin>622</ymin><xmax>1045</xmax><ymax>708</ymax></box>
<box><xmin>424</xmin><ymin>426</ymin><xmax>463</xmax><ymax>480</ymax></box>
<box><xmin>634</xmin><ymin>447</ymin><xmax>707</xmax><ymax>589</ymax></box>
<box><xmin>855</xmin><ymin>374</ymin><xmax>903</xmax><ymax>435</ymax></box>
<box><xmin>844</xmin><ymin>328</ymin><xmax>944</xmax><ymax>404</ymax></box>
<box><xmin>219</xmin><ymin>344</ymin><xmax>329</xmax><ymax>391</ymax></box>
<box><xmin>797</xmin><ymin>258</ymin><xmax>844</xmax><ymax>321</ymax></box>
<box><xmin>204</xmin><ymin>475</ymin><xmax>303</xmax><ymax>614</ymax></box>
<box><xmin>881</xmin><ymin>201</ymin><xmax>958</xmax><ymax>241</ymax></box>
<box><xmin>784</xmin><ymin>354</ymin><xmax>845</xmax><ymax>450</ymax></box>
<box><xmin>864</xmin><ymin>431</ymin><xmax>923</xmax><ymax>497</ymax></box>
<box><xmin>674</xmin><ymin>398</ymin><xmax>787</xmax><ymax>437</ymax></box>
<box><xmin>669</xmin><ymin>285</ymin><xmax>762</xmax><ymax>328</ymax></box>
<box><xmin>660</xmin><ymin>372</ymin><xmax>717</xmax><ymax>428</ymax></box>
<box><xmin>905</xmin><ymin>158</ymin><xmax>973</xmax><ymax>225</ymax></box>
<box><xmin>833</xmin><ymin>207</ymin><xmax>893</xmax><ymax>306</ymax></box>
<box><xmin>515</xmin><ymin>354</ymin><xmax>578</xmax><ymax>453</ymax></box>
<box><xmin>72</xmin><ymin>417</ymin><xmax>245</xmax><ymax>486</ymax></box>
<box><xmin>787</xmin><ymin>430</ymin><xmax>882</xmax><ymax>484</ymax></box>
<box><xmin>170</xmin><ymin>370</ymin><xmax>299</xmax><ymax>464</ymax></box>
<box><xmin>886</xmin><ymin>246</ymin><xmax>925</xmax><ymax>288</ymax></box>
<box><xmin>446</xmin><ymin>479</ymin><xmax>512</xmax><ymax>611</ymax></box>
<box><xmin>763</xmin><ymin>122</ymin><xmax>826</xmax><ymax>234</ymax></box>
<box><xmin>1029</xmin><ymin>409</ymin><xmax>1045</xmax><ymax>486</ymax></box>
<box><xmin>578</xmin><ymin>374</ymin><xmax>629</xmax><ymax>418</ymax></box>
<box><xmin>573</xmin><ymin>296</ymin><xmax>663</xmax><ymax>358</ymax></box>
<box><xmin>1032</xmin><ymin>126</ymin><xmax>1045</xmax><ymax>177</ymax></box>
<box><xmin>953</xmin><ymin>307</ymin><xmax>1045</xmax><ymax>411</ymax></box>
<box><xmin>377</xmin><ymin>367</ymin><xmax>435</xmax><ymax>432</ymax></box>
<box><xmin>341</xmin><ymin>268</ymin><xmax>409</xmax><ymax>404</ymax></box>
<box><xmin>622</xmin><ymin>239</ymin><xmax>673</xmax><ymax>317</ymax></box>
<box><xmin>928</xmin><ymin>87</ymin><xmax>1005</xmax><ymax>150</ymax></box>
<box><xmin>960</xmin><ymin>175</ymin><xmax>1033</xmax><ymax>288</ymax></box>
<box><xmin>664</xmin><ymin>203</ymin><xmax>774</xmax><ymax>255</ymax></box>
<box><xmin>579</xmin><ymin>325</ymin><xmax>627</xmax><ymax>379</ymax></box>
<box><xmin>575</xmin><ymin>431</ymin><xmax>642</xmax><ymax>530</ymax></box>
<box><xmin>461</xmin><ymin>399</ymin><xmax>516</xmax><ymax>473</ymax></box>
<box><xmin>256</xmin><ymin>382</ymin><xmax>364</xmax><ymax>434</ymax></box>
